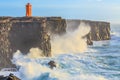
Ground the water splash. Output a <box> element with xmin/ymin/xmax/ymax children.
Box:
<box><xmin>51</xmin><ymin>23</ymin><xmax>90</xmax><ymax>55</ymax></box>
<box><xmin>12</xmin><ymin>51</ymin><xmax>108</xmax><ymax>80</ymax></box>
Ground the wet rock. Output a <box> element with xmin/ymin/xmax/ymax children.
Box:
<box><xmin>48</xmin><ymin>61</ymin><xmax>56</xmax><ymax>69</ymax></box>
<box><xmin>0</xmin><ymin>75</ymin><xmax>7</xmax><ymax>80</ymax></box>
<box><xmin>0</xmin><ymin>73</ymin><xmax>20</xmax><ymax>80</ymax></box>
<box><xmin>6</xmin><ymin>73</ymin><xmax>20</xmax><ymax>80</ymax></box>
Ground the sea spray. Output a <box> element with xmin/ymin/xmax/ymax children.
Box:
<box><xmin>12</xmin><ymin>50</ymin><xmax>108</xmax><ymax>80</ymax></box>
<box><xmin>51</xmin><ymin>23</ymin><xmax>90</xmax><ymax>55</ymax></box>
<box><xmin>27</xmin><ymin>48</ymin><xmax>44</xmax><ymax>58</ymax></box>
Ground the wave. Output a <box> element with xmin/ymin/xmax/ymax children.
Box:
<box><xmin>51</xmin><ymin>23</ymin><xmax>90</xmax><ymax>55</ymax></box>
<box><xmin>111</xmin><ymin>31</ymin><xmax>120</xmax><ymax>37</ymax></box>
<box><xmin>12</xmin><ymin>50</ymin><xmax>108</xmax><ymax>80</ymax></box>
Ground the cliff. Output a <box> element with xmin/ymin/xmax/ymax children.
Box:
<box><xmin>0</xmin><ymin>17</ymin><xmax>110</xmax><ymax>69</ymax></box>
<box><xmin>0</xmin><ymin>17</ymin><xmax>67</xmax><ymax>69</ymax></box>
<box><xmin>66</xmin><ymin>20</ymin><xmax>111</xmax><ymax>45</ymax></box>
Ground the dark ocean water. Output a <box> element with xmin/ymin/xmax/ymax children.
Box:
<box><xmin>11</xmin><ymin>24</ymin><xmax>120</xmax><ymax>80</ymax></box>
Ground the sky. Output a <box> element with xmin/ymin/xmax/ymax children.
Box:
<box><xmin>0</xmin><ymin>0</ymin><xmax>120</xmax><ymax>24</ymax></box>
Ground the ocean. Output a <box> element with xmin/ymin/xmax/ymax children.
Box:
<box><xmin>11</xmin><ymin>24</ymin><xmax>120</xmax><ymax>80</ymax></box>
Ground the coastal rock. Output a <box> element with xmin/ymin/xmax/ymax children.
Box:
<box><xmin>7</xmin><ymin>73</ymin><xmax>20</xmax><ymax>80</ymax></box>
<box><xmin>48</xmin><ymin>61</ymin><xmax>56</xmax><ymax>69</ymax></box>
<box><xmin>0</xmin><ymin>73</ymin><xmax>21</xmax><ymax>80</ymax></box>
<box><xmin>0</xmin><ymin>75</ymin><xmax>6</xmax><ymax>80</ymax></box>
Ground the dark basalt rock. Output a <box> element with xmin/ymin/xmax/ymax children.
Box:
<box><xmin>7</xmin><ymin>73</ymin><xmax>20</xmax><ymax>80</ymax></box>
<box><xmin>48</xmin><ymin>61</ymin><xmax>56</xmax><ymax>69</ymax></box>
<box><xmin>0</xmin><ymin>73</ymin><xmax>21</xmax><ymax>80</ymax></box>
<box><xmin>0</xmin><ymin>75</ymin><xmax>6</xmax><ymax>80</ymax></box>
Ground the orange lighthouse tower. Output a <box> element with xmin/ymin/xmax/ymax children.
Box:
<box><xmin>26</xmin><ymin>3</ymin><xmax>32</xmax><ymax>17</ymax></box>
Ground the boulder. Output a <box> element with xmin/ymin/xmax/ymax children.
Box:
<box><xmin>48</xmin><ymin>61</ymin><xmax>56</xmax><ymax>69</ymax></box>
<box><xmin>0</xmin><ymin>73</ymin><xmax>21</xmax><ymax>80</ymax></box>
<box><xmin>7</xmin><ymin>73</ymin><xmax>20</xmax><ymax>80</ymax></box>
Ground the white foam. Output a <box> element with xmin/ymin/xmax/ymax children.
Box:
<box><xmin>111</xmin><ymin>32</ymin><xmax>120</xmax><ymax>37</ymax></box>
<box><xmin>12</xmin><ymin>51</ymin><xmax>108</xmax><ymax>80</ymax></box>
<box><xmin>51</xmin><ymin>23</ymin><xmax>90</xmax><ymax>55</ymax></box>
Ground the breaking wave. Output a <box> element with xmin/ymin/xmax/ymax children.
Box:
<box><xmin>51</xmin><ymin>23</ymin><xmax>90</xmax><ymax>55</ymax></box>
<box><xmin>12</xmin><ymin>50</ymin><xmax>107</xmax><ymax>80</ymax></box>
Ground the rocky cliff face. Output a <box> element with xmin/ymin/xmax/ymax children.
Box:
<box><xmin>0</xmin><ymin>17</ymin><xmax>67</xmax><ymax>69</ymax></box>
<box><xmin>66</xmin><ymin>20</ymin><xmax>111</xmax><ymax>45</ymax></box>
<box><xmin>0</xmin><ymin>17</ymin><xmax>110</xmax><ymax>69</ymax></box>
<box><xmin>0</xmin><ymin>22</ymin><xmax>14</xmax><ymax>69</ymax></box>
<box><xmin>46</xmin><ymin>17</ymin><xmax>66</xmax><ymax>35</ymax></box>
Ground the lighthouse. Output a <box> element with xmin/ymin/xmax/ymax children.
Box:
<box><xmin>26</xmin><ymin>3</ymin><xmax>32</xmax><ymax>17</ymax></box>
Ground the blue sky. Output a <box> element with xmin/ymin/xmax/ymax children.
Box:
<box><xmin>0</xmin><ymin>0</ymin><xmax>120</xmax><ymax>24</ymax></box>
